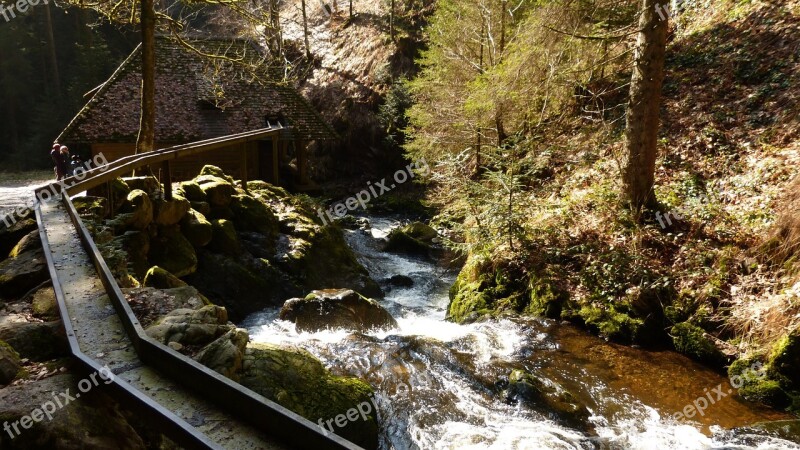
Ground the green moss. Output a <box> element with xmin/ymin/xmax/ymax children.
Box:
<box><xmin>230</xmin><ymin>195</ymin><xmax>279</xmax><ymax>238</ymax></box>
<box><xmin>729</xmin><ymin>357</ymin><xmax>792</xmax><ymax>409</ymax></box>
<box><xmin>671</xmin><ymin>322</ymin><xmax>726</xmax><ymax>365</ymax></box>
<box><xmin>148</xmin><ymin>227</ymin><xmax>197</xmax><ymax>278</ymax></box>
<box><xmin>178</xmin><ymin>181</ymin><xmax>206</xmax><ymax>202</ymax></box>
<box><xmin>208</xmin><ymin>219</ymin><xmax>241</xmax><ymax>256</ymax></box>
<box><xmin>769</xmin><ymin>330</ymin><xmax>800</xmax><ymax>385</ymax></box>
<box><xmin>199</xmin><ymin>165</ymin><xmax>236</xmax><ymax>184</ymax></box>
<box><xmin>180</xmin><ymin>209</ymin><xmax>213</xmax><ymax>248</ymax></box>
<box><xmin>578</xmin><ymin>304</ymin><xmax>645</xmax><ymax>344</ymax></box>
<box><xmin>525</xmin><ymin>275</ymin><xmax>565</xmax><ymax>319</ymax></box>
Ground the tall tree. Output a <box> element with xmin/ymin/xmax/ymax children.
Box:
<box><xmin>136</xmin><ymin>0</ymin><xmax>156</xmax><ymax>155</ymax></box>
<box><xmin>621</xmin><ymin>0</ymin><xmax>668</xmax><ymax>210</ymax></box>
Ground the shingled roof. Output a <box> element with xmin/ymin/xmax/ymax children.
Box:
<box><xmin>58</xmin><ymin>37</ymin><xmax>336</xmax><ymax>144</ymax></box>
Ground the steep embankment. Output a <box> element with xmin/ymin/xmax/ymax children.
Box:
<box><xmin>279</xmin><ymin>0</ymin><xmax>433</xmax><ymax>179</ymax></box>
<box><xmin>443</xmin><ymin>0</ymin><xmax>800</xmax><ymax>413</ymax></box>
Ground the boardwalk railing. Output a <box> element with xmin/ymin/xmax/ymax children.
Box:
<box><xmin>35</xmin><ymin>128</ymin><xmax>365</xmax><ymax>450</ymax></box>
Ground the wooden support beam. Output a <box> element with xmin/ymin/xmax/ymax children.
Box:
<box><xmin>272</xmin><ymin>137</ymin><xmax>280</xmax><ymax>185</ymax></box>
<box><xmin>161</xmin><ymin>160</ymin><xmax>173</xmax><ymax>201</ymax></box>
<box><xmin>241</xmin><ymin>145</ymin><xmax>249</xmax><ymax>194</ymax></box>
<box><xmin>296</xmin><ymin>140</ymin><xmax>308</xmax><ymax>186</ymax></box>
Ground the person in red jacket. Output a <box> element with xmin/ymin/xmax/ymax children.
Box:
<box><xmin>50</xmin><ymin>143</ymin><xmax>66</xmax><ymax>180</ymax></box>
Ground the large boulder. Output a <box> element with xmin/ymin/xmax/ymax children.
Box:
<box><xmin>8</xmin><ymin>230</ymin><xmax>40</xmax><ymax>258</ymax></box>
<box><xmin>152</xmin><ymin>194</ymin><xmax>191</xmax><ymax>226</ymax></box>
<box><xmin>31</xmin><ymin>285</ymin><xmax>58</xmax><ymax>320</ymax></box>
<box><xmin>185</xmin><ymin>251</ymin><xmax>298</xmax><ymax>321</ymax></box>
<box><xmin>146</xmin><ymin>305</ymin><xmax>232</xmax><ymax>347</ymax></box>
<box><xmin>142</xmin><ymin>266</ymin><xmax>187</xmax><ymax>289</ymax></box>
<box><xmin>124</xmin><ymin>286</ymin><xmax>209</xmax><ymax>328</ymax></box>
<box><xmin>0</xmin><ymin>340</ymin><xmax>21</xmax><ymax>385</ymax></box>
<box><xmin>178</xmin><ymin>180</ymin><xmax>207</xmax><ymax>202</ymax></box>
<box><xmin>196</xmin><ymin>176</ymin><xmax>234</xmax><ymax>208</ymax></box>
<box><xmin>0</xmin><ymin>244</ymin><xmax>48</xmax><ymax>301</ymax></box>
<box><xmin>230</xmin><ymin>195</ymin><xmax>279</xmax><ymax>239</ymax></box>
<box><xmin>122</xmin><ymin>176</ymin><xmax>161</xmax><ymax>197</ymax></box>
<box><xmin>208</xmin><ymin>219</ymin><xmax>241</xmax><ymax>256</ymax></box>
<box><xmin>148</xmin><ymin>226</ymin><xmax>197</xmax><ymax>277</ymax></box>
<box><xmin>0</xmin><ymin>217</ymin><xmax>37</xmax><ymax>258</ymax></box>
<box><xmin>240</xmin><ymin>343</ymin><xmax>378</xmax><ymax>450</ymax></box>
<box><xmin>0</xmin><ymin>320</ymin><xmax>68</xmax><ymax>361</ymax></box>
<box><xmin>194</xmin><ymin>328</ymin><xmax>249</xmax><ymax>381</ymax></box>
<box><xmin>280</xmin><ymin>289</ymin><xmax>398</xmax><ymax>333</ymax></box>
<box><xmin>383</xmin><ymin>222</ymin><xmax>437</xmax><ymax>256</ymax></box>
<box><xmin>504</xmin><ymin>369</ymin><xmax>592</xmax><ymax>430</ymax></box>
<box><xmin>180</xmin><ymin>209</ymin><xmax>213</xmax><ymax>248</ymax></box>
<box><xmin>113</xmin><ymin>231</ymin><xmax>150</xmax><ymax>280</ymax></box>
<box><xmin>0</xmin><ymin>374</ymin><xmax>147</xmax><ymax>449</ymax></box>
<box><xmin>110</xmin><ymin>189</ymin><xmax>153</xmax><ymax>231</ymax></box>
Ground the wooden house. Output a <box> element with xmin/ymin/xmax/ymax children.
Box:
<box><xmin>57</xmin><ymin>37</ymin><xmax>336</xmax><ymax>188</ymax></box>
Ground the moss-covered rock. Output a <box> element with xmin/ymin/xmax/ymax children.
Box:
<box><xmin>178</xmin><ymin>181</ymin><xmax>206</xmax><ymax>202</ymax></box>
<box><xmin>447</xmin><ymin>255</ymin><xmax>495</xmax><ymax>323</ymax></box>
<box><xmin>671</xmin><ymin>322</ymin><xmax>726</xmax><ymax>366</ymax></box>
<box><xmin>72</xmin><ymin>196</ymin><xmax>109</xmax><ymax>222</ymax></box>
<box><xmin>108</xmin><ymin>177</ymin><xmax>131</xmax><ymax>216</ymax></box>
<box><xmin>190</xmin><ymin>201</ymin><xmax>211</xmax><ymax>217</ymax></box>
<box><xmin>122</xmin><ymin>176</ymin><xmax>160</xmax><ymax>197</ymax></box>
<box><xmin>199</xmin><ymin>165</ymin><xmax>236</xmax><ymax>185</ymax></box>
<box><xmin>114</xmin><ymin>231</ymin><xmax>150</xmax><ymax>280</ymax></box>
<box><xmin>230</xmin><ymin>195</ymin><xmax>279</xmax><ymax>239</ymax></box>
<box><xmin>576</xmin><ymin>304</ymin><xmax>645</xmax><ymax>344</ymax></box>
<box><xmin>0</xmin><ymin>321</ymin><xmax>68</xmax><ymax>361</ymax></box>
<box><xmin>148</xmin><ymin>226</ymin><xmax>197</xmax><ymax>277</ymax></box>
<box><xmin>384</xmin><ymin>226</ymin><xmax>431</xmax><ymax>256</ymax></box>
<box><xmin>142</xmin><ymin>266</ymin><xmax>187</xmax><ymax>289</ymax></box>
<box><xmin>111</xmin><ymin>189</ymin><xmax>153</xmax><ymax>231</ymax></box>
<box><xmin>186</xmin><ymin>251</ymin><xmax>298</xmax><ymax>321</ymax></box>
<box><xmin>770</xmin><ymin>328</ymin><xmax>800</xmax><ymax>386</ymax></box>
<box><xmin>180</xmin><ymin>209</ymin><xmax>213</xmax><ymax>248</ymax></box>
<box><xmin>152</xmin><ymin>194</ymin><xmax>191</xmax><ymax>226</ymax></box>
<box><xmin>729</xmin><ymin>357</ymin><xmax>792</xmax><ymax>408</ymax></box>
<box><xmin>0</xmin><ymin>339</ymin><xmax>21</xmax><ymax>385</ymax></box>
<box><xmin>240</xmin><ymin>343</ymin><xmax>378</xmax><ymax>450</ymax></box>
<box><xmin>196</xmin><ymin>176</ymin><xmax>234</xmax><ymax>208</ymax></box>
<box><xmin>0</xmin><ymin>217</ymin><xmax>37</xmax><ymax>258</ymax></box>
<box><xmin>208</xmin><ymin>219</ymin><xmax>241</xmax><ymax>255</ymax></box>
<box><xmin>505</xmin><ymin>369</ymin><xmax>592</xmax><ymax>430</ymax></box>
<box><xmin>525</xmin><ymin>274</ymin><xmax>566</xmax><ymax>319</ymax></box>
<box><xmin>0</xmin><ymin>244</ymin><xmax>48</xmax><ymax>301</ymax></box>
<box><xmin>280</xmin><ymin>289</ymin><xmax>398</xmax><ymax>333</ymax></box>
<box><xmin>0</xmin><ymin>373</ymin><xmax>147</xmax><ymax>449</ymax></box>
<box><xmin>31</xmin><ymin>285</ymin><xmax>58</xmax><ymax>320</ymax></box>
<box><xmin>146</xmin><ymin>304</ymin><xmax>232</xmax><ymax>347</ymax></box>
<box><xmin>195</xmin><ymin>328</ymin><xmax>249</xmax><ymax>381</ymax></box>
<box><xmin>8</xmin><ymin>229</ymin><xmax>40</xmax><ymax>258</ymax></box>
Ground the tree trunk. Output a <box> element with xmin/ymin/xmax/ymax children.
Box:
<box><xmin>268</xmin><ymin>0</ymin><xmax>282</xmax><ymax>56</ymax></box>
<box><xmin>301</xmin><ymin>0</ymin><xmax>311</xmax><ymax>59</ymax></box>
<box><xmin>43</xmin><ymin>2</ymin><xmax>61</xmax><ymax>98</ymax></box>
<box><xmin>349</xmin><ymin>0</ymin><xmax>353</xmax><ymax>18</ymax></box>
<box><xmin>390</xmin><ymin>0</ymin><xmax>395</xmax><ymax>41</ymax></box>
<box><xmin>136</xmin><ymin>0</ymin><xmax>156</xmax><ymax>156</ymax></box>
<box><xmin>621</xmin><ymin>0</ymin><xmax>668</xmax><ymax>210</ymax></box>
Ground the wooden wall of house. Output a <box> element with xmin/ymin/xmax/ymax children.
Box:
<box><xmin>91</xmin><ymin>142</ymin><xmax>261</xmax><ymax>183</ymax></box>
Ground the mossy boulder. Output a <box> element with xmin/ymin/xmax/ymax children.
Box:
<box><xmin>0</xmin><ymin>217</ymin><xmax>36</xmax><ymax>258</ymax></box>
<box><xmin>447</xmin><ymin>255</ymin><xmax>495</xmax><ymax>323</ymax></box>
<box><xmin>142</xmin><ymin>266</ymin><xmax>187</xmax><ymax>289</ymax></box>
<box><xmin>146</xmin><ymin>304</ymin><xmax>232</xmax><ymax>347</ymax></box>
<box><xmin>199</xmin><ymin>165</ymin><xmax>236</xmax><ymax>184</ymax></box>
<box><xmin>280</xmin><ymin>289</ymin><xmax>398</xmax><ymax>333</ymax></box>
<box><xmin>729</xmin><ymin>357</ymin><xmax>791</xmax><ymax>408</ymax></box>
<box><xmin>186</xmin><ymin>251</ymin><xmax>298</xmax><ymax>321</ymax></box>
<box><xmin>180</xmin><ymin>209</ymin><xmax>213</xmax><ymax>248</ymax></box>
<box><xmin>0</xmin><ymin>340</ymin><xmax>21</xmax><ymax>385</ymax></box>
<box><xmin>505</xmin><ymin>369</ymin><xmax>592</xmax><ymax>430</ymax></box>
<box><xmin>72</xmin><ymin>196</ymin><xmax>109</xmax><ymax>222</ymax></box>
<box><xmin>31</xmin><ymin>285</ymin><xmax>58</xmax><ymax>320</ymax></box>
<box><xmin>240</xmin><ymin>343</ymin><xmax>379</xmax><ymax>450</ymax></box>
<box><xmin>122</xmin><ymin>176</ymin><xmax>161</xmax><ymax>197</ymax></box>
<box><xmin>114</xmin><ymin>231</ymin><xmax>150</xmax><ymax>280</ymax></box>
<box><xmin>0</xmin><ymin>374</ymin><xmax>147</xmax><ymax>449</ymax></box>
<box><xmin>384</xmin><ymin>225</ymin><xmax>434</xmax><ymax>256</ymax></box>
<box><xmin>111</xmin><ymin>189</ymin><xmax>153</xmax><ymax>231</ymax></box>
<box><xmin>208</xmin><ymin>219</ymin><xmax>242</xmax><ymax>255</ymax></box>
<box><xmin>152</xmin><ymin>194</ymin><xmax>191</xmax><ymax>226</ymax></box>
<box><xmin>196</xmin><ymin>175</ymin><xmax>234</xmax><ymax>208</ymax></box>
<box><xmin>0</xmin><ymin>321</ymin><xmax>68</xmax><ymax>361</ymax></box>
<box><xmin>190</xmin><ymin>201</ymin><xmax>211</xmax><ymax>217</ymax></box>
<box><xmin>194</xmin><ymin>328</ymin><xmax>249</xmax><ymax>381</ymax></box>
<box><xmin>148</xmin><ymin>226</ymin><xmax>197</xmax><ymax>277</ymax></box>
<box><xmin>671</xmin><ymin>322</ymin><xmax>726</xmax><ymax>366</ymax></box>
<box><xmin>108</xmin><ymin>177</ymin><xmax>131</xmax><ymax>215</ymax></box>
<box><xmin>576</xmin><ymin>304</ymin><xmax>646</xmax><ymax>344</ymax></box>
<box><xmin>0</xmin><ymin>244</ymin><xmax>48</xmax><ymax>301</ymax></box>
<box><xmin>525</xmin><ymin>274</ymin><xmax>566</xmax><ymax>319</ymax></box>
<box><xmin>178</xmin><ymin>181</ymin><xmax>206</xmax><ymax>202</ymax></box>
<box><xmin>770</xmin><ymin>328</ymin><xmax>800</xmax><ymax>386</ymax></box>
<box><xmin>230</xmin><ymin>195</ymin><xmax>279</xmax><ymax>239</ymax></box>
<box><xmin>8</xmin><ymin>230</ymin><xmax>40</xmax><ymax>258</ymax></box>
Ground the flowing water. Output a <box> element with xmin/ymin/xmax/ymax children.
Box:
<box><xmin>243</xmin><ymin>217</ymin><xmax>799</xmax><ymax>450</ymax></box>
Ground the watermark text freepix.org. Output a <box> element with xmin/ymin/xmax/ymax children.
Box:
<box><xmin>317</xmin><ymin>159</ymin><xmax>430</xmax><ymax>226</ymax></box>
<box><xmin>1</xmin><ymin>0</ymin><xmax>48</xmax><ymax>23</ymax></box>
<box><xmin>3</xmin><ymin>366</ymin><xmax>115</xmax><ymax>439</ymax></box>
<box><xmin>2</xmin><ymin>152</ymin><xmax>109</xmax><ymax>228</ymax></box>
<box><xmin>672</xmin><ymin>361</ymin><xmax>766</xmax><ymax>422</ymax></box>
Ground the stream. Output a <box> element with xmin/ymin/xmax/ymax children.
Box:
<box><xmin>245</xmin><ymin>216</ymin><xmax>798</xmax><ymax>450</ymax></box>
